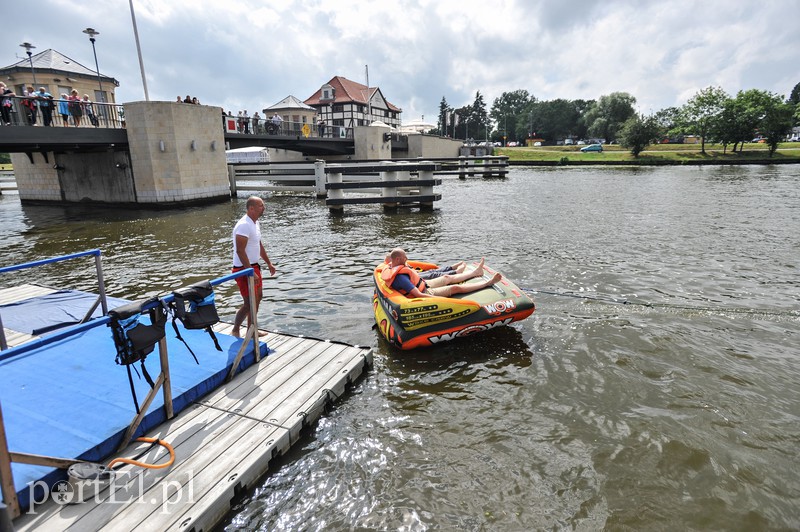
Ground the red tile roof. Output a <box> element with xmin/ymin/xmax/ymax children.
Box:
<box><xmin>304</xmin><ymin>76</ymin><xmax>401</xmax><ymax>112</ymax></box>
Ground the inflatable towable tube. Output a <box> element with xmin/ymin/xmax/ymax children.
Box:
<box><xmin>373</xmin><ymin>260</ymin><xmax>535</xmax><ymax>350</ymax></box>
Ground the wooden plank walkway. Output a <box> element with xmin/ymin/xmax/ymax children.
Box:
<box><xmin>2</xmin><ymin>286</ymin><xmax>373</xmax><ymax>531</ymax></box>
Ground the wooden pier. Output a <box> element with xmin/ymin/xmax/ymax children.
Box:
<box><xmin>227</xmin><ymin>156</ymin><xmax>509</xmax><ymax>201</ymax></box>
<box><xmin>11</xmin><ymin>323</ymin><xmax>372</xmax><ymax>532</ymax></box>
<box><xmin>0</xmin><ymin>277</ymin><xmax>372</xmax><ymax>532</ymax></box>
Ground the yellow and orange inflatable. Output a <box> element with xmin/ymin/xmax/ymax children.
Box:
<box><xmin>373</xmin><ymin>260</ymin><xmax>535</xmax><ymax>350</ymax></box>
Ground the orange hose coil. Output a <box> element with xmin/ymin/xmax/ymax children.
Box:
<box><xmin>107</xmin><ymin>437</ymin><xmax>175</xmax><ymax>470</ymax></box>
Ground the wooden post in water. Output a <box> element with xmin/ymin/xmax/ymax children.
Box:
<box><xmin>327</xmin><ymin>164</ymin><xmax>343</xmax><ymax>212</ymax></box>
<box><xmin>314</xmin><ymin>160</ymin><xmax>327</xmax><ymax>198</ymax></box>
<box><xmin>419</xmin><ymin>161</ymin><xmax>435</xmax><ymax>210</ymax></box>
<box><xmin>381</xmin><ymin>161</ymin><xmax>398</xmax><ymax>211</ymax></box>
<box><xmin>458</xmin><ymin>156</ymin><xmax>467</xmax><ymax>180</ymax></box>
<box><xmin>228</xmin><ymin>165</ymin><xmax>237</xmax><ymax>197</ymax></box>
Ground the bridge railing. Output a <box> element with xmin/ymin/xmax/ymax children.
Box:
<box><xmin>0</xmin><ymin>95</ymin><xmax>125</xmax><ymax>129</ymax></box>
<box><xmin>225</xmin><ymin>116</ymin><xmax>353</xmax><ymax>139</ymax></box>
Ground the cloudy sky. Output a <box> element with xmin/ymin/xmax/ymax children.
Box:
<box><xmin>4</xmin><ymin>0</ymin><xmax>798</xmax><ymax>125</ymax></box>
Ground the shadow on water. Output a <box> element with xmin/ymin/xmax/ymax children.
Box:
<box><xmin>378</xmin><ymin>324</ymin><xmax>534</xmax><ymax>374</ymax></box>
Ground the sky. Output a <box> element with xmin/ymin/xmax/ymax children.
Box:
<box><xmin>3</xmin><ymin>0</ymin><xmax>798</xmax><ymax>126</ymax></box>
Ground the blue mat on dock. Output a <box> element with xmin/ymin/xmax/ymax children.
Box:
<box><xmin>1</xmin><ymin>289</ymin><xmax>129</xmax><ymax>336</ymax></box>
<box><xmin>0</xmin><ymin>291</ymin><xmax>267</xmax><ymax>512</ymax></box>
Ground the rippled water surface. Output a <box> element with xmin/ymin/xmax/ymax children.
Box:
<box><xmin>1</xmin><ymin>165</ymin><xmax>799</xmax><ymax>530</ymax></box>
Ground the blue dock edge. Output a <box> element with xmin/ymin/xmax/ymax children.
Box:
<box><xmin>0</xmin><ymin>261</ymin><xmax>266</xmax><ymax>512</ymax></box>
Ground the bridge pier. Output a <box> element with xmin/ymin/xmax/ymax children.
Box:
<box><xmin>10</xmin><ymin>102</ymin><xmax>229</xmax><ymax>206</ymax></box>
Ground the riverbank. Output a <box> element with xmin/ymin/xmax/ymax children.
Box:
<box><xmin>497</xmin><ymin>142</ymin><xmax>800</xmax><ymax>165</ymax></box>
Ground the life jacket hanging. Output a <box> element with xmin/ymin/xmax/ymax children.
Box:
<box><xmin>170</xmin><ymin>280</ymin><xmax>222</xmax><ymax>361</ymax></box>
<box><xmin>108</xmin><ymin>296</ymin><xmax>167</xmax><ymax>414</ymax></box>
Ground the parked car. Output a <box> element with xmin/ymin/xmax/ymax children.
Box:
<box><xmin>533</xmin><ymin>141</ymin><xmax>542</xmax><ymax>147</ymax></box>
<box><xmin>580</xmin><ymin>143</ymin><xmax>603</xmax><ymax>153</ymax></box>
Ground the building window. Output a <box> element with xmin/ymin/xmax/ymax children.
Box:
<box><xmin>332</xmin><ymin>104</ymin><xmax>344</xmax><ymax>113</ymax></box>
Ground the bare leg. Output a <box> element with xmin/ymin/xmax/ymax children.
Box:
<box><xmin>232</xmin><ymin>291</ymin><xmax>264</xmax><ymax>337</ymax></box>
<box><xmin>430</xmin><ymin>272</ymin><xmax>502</xmax><ymax>297</ymax></box>
<box><xmin>451</xmin><ymin>261</ymin><xmax>466</xmax><ymax>273</ymax></box>
<box><xmin>232</xmin><ymin>304</ymin><xmax>248</xmax><ymax>337</ymax></box>
<box><xmin>426</xmin><ymin>258</ymin><xmax>486</xmax><ymax>288</ymax></box>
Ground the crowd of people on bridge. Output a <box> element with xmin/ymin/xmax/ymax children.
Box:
<box><xmin>221</xmin><ymin>110</ymin><xmax>287</xmax><ymax>135</ymax></box>
<box><xmin>2</xmin><ymin>82</ymin><xmax>101</xmax><ymax>127</ymax></box>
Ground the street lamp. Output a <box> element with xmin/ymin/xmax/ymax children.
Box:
<box><xmin>82</xmin><ymin>28</ymin><xmax>104</xmax><ymax>103</ymax></box>
<box><xmin>19</xmin><ymin>42</ymin><xmax>37</xmax><ymax>87</ymax></box>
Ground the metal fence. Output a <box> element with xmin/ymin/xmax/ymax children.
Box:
<box><xmin>0</xmin><ymin>95</ymin><xmax>125</xmax><ymax>129</ymax></box>
<box><xmin>224</xmin><ymin>115</ymin><xmax>354</xmax><ymax>139</ymax></box>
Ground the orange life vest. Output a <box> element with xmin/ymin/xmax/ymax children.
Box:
<box><xmin>380</xmin><ymin>264</ymin><xmax>427</xmax><ymax>295</ymax></box>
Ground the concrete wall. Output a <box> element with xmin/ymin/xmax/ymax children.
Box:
<box><xmin>11</xmin><ymin>152</ymin><xmax>63</xmax><ymax>202</ymax></box>
<box><xmin>125</xmin><ymin>101</ymin><xmax>229</xmax><ymax>203</ymax></box>
<box><xmin>354</xmin><ymin>124</ymin><xmax>392</xmax><ymax>160</ymax></box>
<box><xmin>407</xmin><ymin>134</ymin><xmax>462</xmax><ymax>158</ymax></box>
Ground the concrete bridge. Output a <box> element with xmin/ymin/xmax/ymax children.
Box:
<box><xmin>1</xmin><ymin>100</ymin><xmax>460</xmax><ymax>206</ymax></box>
<box><xmin>0</xmin><ymin>101</ymin><xmax>356</xmax><ymax>157</ymax></box>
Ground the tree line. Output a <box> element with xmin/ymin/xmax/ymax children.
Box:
<box><xmin>432</xmin><ymin>82</ymin><xmax>800</xmax><ymax>157</ymax></box>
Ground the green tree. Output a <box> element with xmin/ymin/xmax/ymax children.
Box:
<box><xmin>490</xmin><ymin>89</ymin><xmax>533</xmax><ymax>142</ymax></box>
<box><xmin>583</xmin><ymin>92</ymin><xmax>637</xmax><ymax>143</ymax></box>
<box><xmin>453</xmin><ymin>105</ymin><xmax>471</xmax><ymax>139</ymax></box>
<box><xmin>788</xmin><ymin>82</ymin><xmax>800</xmax><ymax>105</ymax></box>
<box><xmin>436</xmin><ymin>96</ymin><xmax>452</xmax><ymax>136</ymax></box>
<box><xmin>759</xmin><ymin>94</ymin><xmax>795</xmax><ymax>156</ymax></box>
<box><xmin>653</xmin><ymin>107</ymin><xmax>681</xmax><ymax>140</ymax></box>
<box><xmin>679</xmin><ymin>86</ymin><xmax>729</xmax><ymax>154</ymax></box>
<box><xmin>618</xmin><ymin>114</ymin><xmax>661</xmax><ymax>157</ymax></box>
<box><xmin>528</xmin><ymin>99</ymin><xmax>581</xmax><ymax>142</ymax></box>
<box><xmin>467</xmin><ymin>91</ymin><xmax>489</xmax><ymax>141</ymax></box>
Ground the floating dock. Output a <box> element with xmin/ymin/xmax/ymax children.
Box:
<box><xmin>1</xmin><ymin>283</ymin><xmax>372</xmax><ymax>531</ymax></box>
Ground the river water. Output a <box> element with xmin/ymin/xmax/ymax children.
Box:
<box><xmin>1</xmin><ymin>165</ymin><xmax>798</xmax><ymax>530</ymax></box>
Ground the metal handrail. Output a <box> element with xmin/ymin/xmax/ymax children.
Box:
<box><xmin>0</xmin><ymin>265</ymin><xmax>259</xmax><ymax>520</ymax></box>
<box><xmin>1</xmin><ymin>95</ymin><xmax>125</xmax><ymax>129</ymax></box>
<box><xmin>0</xmin><ymin>265</ymin><xmax>254</xmax><ymax>360</ymax></box>
<box><xmin>0</xmin><ymin>249</ymin><xmax>108</xmax><ymax>351</ymax></box>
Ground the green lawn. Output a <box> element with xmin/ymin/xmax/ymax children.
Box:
<box><xmin>496</xmin><ymin>142</ymin><xmax>800</xmax><ymax>163</ymax></box>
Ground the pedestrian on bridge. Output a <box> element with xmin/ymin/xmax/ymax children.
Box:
<box><xmin>58</xmin><ymin>94</ymin><xmax>70</xmax><ymax>127</ymax></box>
<box><xmin>37</xmin><ymin>87</ymin><xmax>54</xmax><ymax>127</ymax></box>
<box><xmin>1</xmin><ymin>82</ymin><xmax>14</xmax><ymax>126</ymax></box>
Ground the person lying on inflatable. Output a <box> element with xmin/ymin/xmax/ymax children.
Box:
<box><xmin>382</xmin><ymin>248</ymin><xmax>501</xmax><ymax>298</ymax></box>
<box><xmin>384</xmin><ymin>253</ymin><xmax>466</xmax><ymax>280</ymax></box>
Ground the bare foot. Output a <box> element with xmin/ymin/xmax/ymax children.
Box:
<box><xmin>488</xmin><ymin>272</ymin><xmax>502</xmax><ymax>285</ymax></box>
<box><xmin>258</xmin><ymin>330</ymin><xmax>268</xmax><ymax>337</ymax></box>
<box><xmin>472</xmin><ymin>258</ymin><xmax>485</xmax><ymax>278</ymax></box>
<box><xmin>231</xmin><ymin>328</ymin><xmax>241</xmax><ymax>338</ymax></box>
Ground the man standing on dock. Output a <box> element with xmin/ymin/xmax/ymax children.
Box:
<box><xmin>231</xmin><ymin>196</ymin><xmax>276</xmax><ymax>337</ymax></box>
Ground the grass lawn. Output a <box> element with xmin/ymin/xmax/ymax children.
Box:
<box><xmin>496</xmin><ymin>142</ymin><xmax>800</xmax><ymax>164</ymax></box>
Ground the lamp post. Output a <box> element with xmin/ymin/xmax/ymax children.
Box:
<box><xmin>19</xmin><ymin>42</ymin><xmax>37</xmax><ymax>87</ymax></box>
<box><xmin>82</xmin><ymin>28</ymin><xmax>104</xmax><ymax>103</ymax></box>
